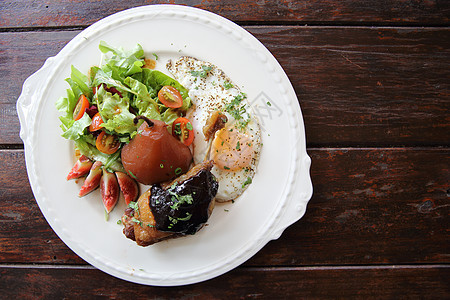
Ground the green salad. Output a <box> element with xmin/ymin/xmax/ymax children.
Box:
<box><xmin>55</xmin><ymin>41</ymin><xmax>191</xmax><ymax>172</ymax></box>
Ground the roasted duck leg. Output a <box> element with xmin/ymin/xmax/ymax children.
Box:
<box><xmin>122</xmin><ymin>161</ymin><xmax>218</xmax><ymax>246</ymax></box>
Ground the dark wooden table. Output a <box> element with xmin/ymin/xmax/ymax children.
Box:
<box><xmin>1</xmin><ymin>1</ymin><xmax>449</xmax><ymax>298</ymax></box>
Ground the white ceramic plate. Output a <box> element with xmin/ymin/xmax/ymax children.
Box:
<box><xmin>17</xmin><ymin>5</ymin><xmax>312</xmax><ymax>286</ymax></box>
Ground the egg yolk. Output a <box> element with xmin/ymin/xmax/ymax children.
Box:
<box><xmin>211</xmin><ymin>127</ymin><xmax>254</xmax><ymax>171</ymax></box>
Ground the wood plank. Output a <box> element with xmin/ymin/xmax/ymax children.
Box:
<box><xmin>251</xmin><ymin>26</ymin><xmax>450</xmax><ymax>147</ymax></box>
<box><xmin>1</xmin><ymin>1</ymin><xmax>449</xmax><ymax>28</ymax></box>
<box><xmin>1</xmin><ymin>149</ymin><xmax>448</xmax><ymax>265</ymax></box>
<box><xmin>0</xmin><ymin>31</ymin><xmax>78</xmax><ymax>145</ymax></box>
<box><xmin>0</xmin><ymin>149</ymin><xmax>85</xmax><ymax>264</ymax></box>
<box><xmin>250</xmin><ymin>147</ymin><xmax>450</xmax><ymax>266</ymax></box>
<box><xmin>2</xmin><ymin>27</ymin><xmax>449</xmax><ymax>146</ymax></box>
<box><xmin>0</xmin><ymin>265</ymin><xmax>448</xmax><ymax>298</ymax></box>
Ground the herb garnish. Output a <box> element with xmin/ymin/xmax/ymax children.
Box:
<box><xmin>128</xmin><ymin>201</ymin><xmax>139</xmax><ymax>216</ymax></box>
<box><xmin>131</xmin><ymin>217</ymin><xmax>142</xmax><ymax>226</ymax></box>
<box><xmin>169</xmin><ymin>193</ymin><xmax>194</xmax><ymax>210</ymax></box>
<box><xmin>167</xmin><ymin>213</ymin><xmax>193</xmax><ymax>229</ymax></box>
<box><xmin>128</xmin><ymin>170</ymin><xmax>138</xmax><ymax>180</ymax></box>
<box><xmin>190</xmin><ymin>65</ymin><xmax>212</xmax><ymax>78</ymax></box>
<box><xmin>225</xmin><ymin>93</ymin><xmax>250</xmax><ymax>129</ymax></box>
<box><xmin>224</xmin><ymin>81</ymin><xmax>233</xmax><ymax>89</ymax></box>
<box><xmin>175</xmin><ymin>167</ymin><xmax>182</xmax><ymax>175</ymax></box>
<box><xmin>242</xmin><ymin>177</ymin><xmax>252</xmax><ymax>188</ymax></box>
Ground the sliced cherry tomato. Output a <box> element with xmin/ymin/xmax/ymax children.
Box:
<box><xmin>158</xmin><ymin>86</ymin><xmax>183</xmax><ymax>108</ymax></box>
<box><xmin>96</xmin><ymin>131</ymin><xmax>121</xmax><ymax>154</ymax></box>
<box><xmin>89</xmin><ymin>112</ymin><xmax>104</xmax><ymax>132</ymax></box>
<box><xmin>172</xmin><ymin>117</ymin><xmax>195</xmax><ymax>146</ymax></box>
<box><xmin>73</xmin><ymin>95</ymin><xmax>90</xmax><ymax>121</ymax></box>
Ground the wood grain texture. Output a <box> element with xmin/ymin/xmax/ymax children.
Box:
<box><xmin>1</xmin><ymin>0</ymin><xmax>449</xmax><ymax>28</ymax></box>
<box><xmin>0</xmin><ymin>31</ymin><xmax>78</xmax><ymax>145</ymax></box>
<box><xmin>0</xmin><ymin>150</ymin><xmax>85</xmax><ymax>264</ymax></box>
<box><xmin>1</xmin><ymin>149</ymin><xmax>448</xmax><ymax>265</ymax></box>
<box><xmin>252</xmin><ymin>26</ymin><xmax>450</xmax><ymax>147</ymax></box>
<box><xmin>0</xmin><ymin>265</ymin><xmax>448</xmax><ymax>298</ymax></box>
<box><xmin>2</xmin><ymin>1</ymin><xmax>448</xmax><ymax>297</ymax></box>
<box><xmin>2</xmin><ymin>27</ymin><xmax>449</xmax><ymax>146</ymax></box>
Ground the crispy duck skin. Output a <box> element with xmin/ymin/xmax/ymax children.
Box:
<box><xmin>122</xmin><ymin>189</ymin><xmax>175</xmax><ymax>246</ymax></box>
<box><xmin>122</xmin><ymin>161</ymin><xmax>217</xmax><ymax>246</ymax></box>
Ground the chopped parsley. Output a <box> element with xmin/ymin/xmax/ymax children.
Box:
<box><xmin>242</xmin><ymin>177</ymin><xmax>252</xmax><ymax>188</ymax></box>
<box><xmin>224</xmin><ymin>81</ymin><xmax>233</xmax><ymax>89</ymax></box>
<box><xmin>128</xmin><ymin>201</ymin><xmax>139</xmax><ymax>216</ymax></box>
<box><xmin>167</xmin><ymin>183</ymin><xmax>194</xmax><ymax>211</ymax></box>
<box><xmin>190</xmin><ymin>65</ymin><xmax>212</xmax><ymax>78</ymax></box>
<box><xmin>169</xmin><ymin>193</ymin><xmax>194</xmax><ymax>210</ymax></box>
<box><xmin>175</xmin><ymin>213</ymin><xmax>192</xmax><ymax>222</ymax></box>
<box><xmin>225</xmin><ymin>93</ymin><xmax>250</xmax><ymax>129</ymax></box>
<box><xmin>131</xmin><ymin>217</ymin><xmax>142</xmax><ymax>226</ymax></box>
<box><xmin>168</xmin><ymin>213</ymin><xmax>193</xmax><ymax>229</ymax></box>
<box><xmin>236</xmin><ymin>141</ymin><xmax>241</xmax><ymax>150</ymax></box>
<box><xmin>127</xmin><ymin>170</ymin><xmax>138</xmax><ymax>180</ymax></box>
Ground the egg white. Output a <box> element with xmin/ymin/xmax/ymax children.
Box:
<box><xmin>167</xmin><ymin>57</ymin><xmax>261</xmax><ymax>202</ymax></box>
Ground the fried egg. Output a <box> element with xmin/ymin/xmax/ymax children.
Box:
<box><xmin>167</xmin><ymin>57</ymin><xmax>261</xmax><ymax>202</ymax></box>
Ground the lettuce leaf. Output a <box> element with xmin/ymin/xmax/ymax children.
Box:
<box><xmin>55</xmin><ymin>88</ymin><xmax>76</xmax><ymax>117</ymax></box>
<box><xmin>124</xmin><ymin>76</ymin><xmax>160</xmax><ymax>119</ymax></box>
<box><xmin>98</xmin><ymin>41</ymin><xmax>145</xmax><ymax>78</ymax></box>
<box><xmin>69</xmin><ymin>65</ymin><xmax>92</xmax><ymax>99</ymax></box>
<box><xmin>92</xmin><ymin>67</ymin><xmax>134</xmax><ymax>96</ymax></box>
<box><xmin>133</xmin><ymin>69</ymin><xmax>191</xmax><ymax>111</ymax></box>
<box><xmin>60</xmin><ymin>112</ymin><xmax>92</xmax><ymax>140</ymax></box>
<box><xmin>96</xmin><ymin>86</ymin><xmax>137</xmax><ymax>135</ymax></box>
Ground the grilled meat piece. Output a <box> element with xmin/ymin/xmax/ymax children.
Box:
<box><xmin>122</xmin><ymin>161</ymin><xmax>218</xmax><ymax>246</ymax></box>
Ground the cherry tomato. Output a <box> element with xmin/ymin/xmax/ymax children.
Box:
<box><xmin>172</xmin><ymin>117</ymin><xmax>195</xmax><ymax>146</ymax></box>
<box><xmin>158</xmin><ymin>86</ymin><xmax>183</xmax><ymax>108</ymax></box>
<box><xmin>96</xmin><ymin>131</ymin><xmax>121</xmax><ymax>154</ymax></box>
<box><xmin>89</xmin><ymin>112</ymin><xmax>104</xmax><ymax>132</ymax></box>
<box><xmin>73</xmin><ymin>95</ymin><xmax>90</xmax><ymax>121</ymax></box>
